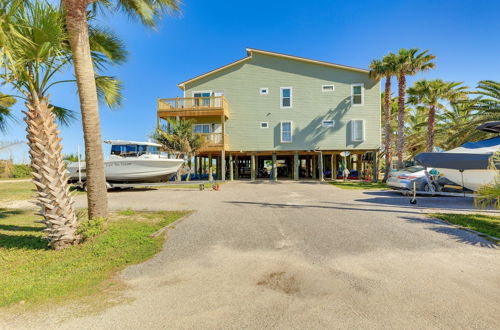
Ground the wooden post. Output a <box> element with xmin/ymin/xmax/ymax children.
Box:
<box><xmin>272</xmin><ymin>153</ymin><xmax>277</xmax><ymax>181</ymax></box>
<box><xmin>250</xmin><ymin>154</ymin><xmax>256</xmax><ymax>181</ymax></box>
<box><xmin>208</xmin><ymin>154</ymin><xmax>213</xmax><ymax>181</ymax></box>
<box><xmin>331</xmin><ymin>154</ymin><xmax>337</xmax><ymax>180</ymax></box>
<box><xmin>229</xmin><ymin>153</ymin><xmax>233</xmax><ymax>181</ymax></box>
<box><xmin>373</xmin><ymin>151</ymin><xmax>379</xmax><ymax>183</ymax></box>
<box><xmin>293</xmin><ymin>152</ymin><xmax>299</xmax><ymax>181</ymax></box>
<box><xmin>356</xmin><ymin>153</ymin><xmax>362</xmax><ymax>174</ymax></box>
<box><xmin>221</xmin><ymin>150</ymin><xmax>226</xmax><ymax>181</ymax></box>
<box><xmin>306</xmin><ymin>156</ymin><xmax>310</xmax><ymax>178</ymax></box>
<box><xmin>312</xmin><ymin>155</ymin><xmax>317</xmax><ymax>180</ymax></box>
<box><xmin>194</xmin><ymin>156</ymin><xmax>198</xmax><ymax>179</ymax></box>
<box><xmin>235</xmin><ymin>156</ymin><xmax>239</xmax><ymax>180</ymax></box>
<box><xmin>318</xmin><ymin>152</ymin><xmax>324</xmax><ymax>182</ymax></box>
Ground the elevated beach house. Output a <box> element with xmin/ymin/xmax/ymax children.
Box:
<box><xmin>157</xmin><ymin>49</ymin><xmax>381</xmax><ymax>181</ymax></box>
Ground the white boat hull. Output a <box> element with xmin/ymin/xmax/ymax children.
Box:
<box><xmin>436</xmin><ymin>168</ymin><xmax>498</xmax><ymax>192</ymax></box>
<box><xmin>67</xmin><ymin>158</ymin><xmax>184</xmax><ymax>183</ymax></box>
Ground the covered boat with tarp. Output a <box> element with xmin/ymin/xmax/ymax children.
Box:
<box><xmin>414</xmin><ymin>122</ymin><xmax>500</xmax><ymax>191</ymax></box>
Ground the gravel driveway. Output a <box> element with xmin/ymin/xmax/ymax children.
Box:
<box><xmin>3</xmin><ymin>182</ymin><xmax>500</xmax><ymax>329</ymax></box>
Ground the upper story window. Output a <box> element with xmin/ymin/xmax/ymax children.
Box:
<box><xmin>322</xmin><ymin>85</ymin><xmax>335</xmax><ymax>92</ymax></box>
<box><xmin>280</xmin><ymin>121</ymin><xmax>293</xmax><ymax>143</ymax></box>
<box><xmin>193</xmin><ymin>124</ymin><xmax>211</xmax><ymax>134</ymax></box>
<box><xmin>322</xmin><ymin>120</ymin><xmax>335</xmax><ymax>128</ymax></box>
<box><xmin>280</xmin><ymin>87</ymin><xmax>293</xmax><ymax>108</ymax></box>
<box><xmin>260</xmin><ymin>122</ymin><xmax>269</xmax><ymax>129</ymax></box>
<box><xmin>351</xmin><ymin>84</ymin><xmax>364</xmax><ymax>106</ymax></box>
<box><xmin>260</xmin><ymin>88</ymin><xmax>269</xmax><ymax>95</ymax></box>
<box><xmin>193</xmin><ymin>91</ymin><xmax>212</xmax><ymax>107</ymax></box>
<box><xmin>351</xmin><ymin>120</ymin><xmax>365</xmax><ymax>142</ymax></box>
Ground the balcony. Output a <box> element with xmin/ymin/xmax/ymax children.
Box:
<box><xmin>199</xmin><ymin>133</ymin><xmax>228</xmax><ymax>152</ymax></box>
<box><xmin>158</xmin><ymin>96</ymin><xmax>229</xmax><ymax>119</ymax></box>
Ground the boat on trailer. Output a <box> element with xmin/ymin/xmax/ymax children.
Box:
<box><xmin>414</xmin><ymin>122</ymin><xmax>500</xmax><ymax>192</ymax></box>
<box><xmin>67</xmin><ymin>140</ymin><xmax>184</xmax><ymax>184</ymax></box>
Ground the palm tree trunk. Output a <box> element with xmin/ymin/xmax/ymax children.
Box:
<box><xmin>397</xmin><ymin>72</ymin><xmax>407</xmax><ymax>169</ymax></box>
<box><xmin>24</xmin><ymin>96</ymin><xmax>79</xmax><ymax>250</ymax></box>
<box><xmin>427</xmin><ymin>105</ymin><xmax>436</xmax><ymax>152</ymax></box>
<box><xmin>62</xmin><ymin>0</ymin><xmax>108</xmax><ymax>219</ymax></box>
<box><xmin>383</xmin><ymin>75</ymin><xmax>392</xmax><ymax>182</ymax></box>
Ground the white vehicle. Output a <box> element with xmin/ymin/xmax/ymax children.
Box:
<box><xmin>67</xmin><ymin>140</ymin><xmax>184</xmax><ymax>184</ymax></box>
<box><xmin>415</xmin><ymin>122</ymin><xmax>500</xmax><ymax>191</ymax></box>
<box><xmin>387</xmin><ymin>166</ymin><xmax>438</xmax><ymax>191</ymax></box>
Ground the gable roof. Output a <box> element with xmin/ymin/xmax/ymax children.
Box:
<box><xmin>178</xmin><ymin>48</ymin><xmax>369</xmax><ymax>89</ymax></box>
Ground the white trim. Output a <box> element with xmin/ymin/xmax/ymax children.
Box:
<box><xmin>351</xmin><ymin>84</ymin><xmax>364</xmax><ymax>106</ymax></box>
<box><xmin>259</xmin><ymin>87</ymin><xmax>269</xmax><ymax>95</ymax></box>
<box><xmin>178</xmin><ymin>56</ymin><xmax>251</xmax><ymax>88</ymax></box>
<box><xmin>280</xmin><ymin>121</ymin><xmax>293</xmax><ymax>143</ymax></box>
<box><xmin>280</xmin><ymin>87</ymin><xmax>293</xmax><ymax>109</ymax></box>
<box><xmin>351</xmin><ymin>120</ymin><xmax>365</xmax><ymax>142</ymax></box>
<box><xmin>260</xmin><ymin>122</ymin><xmax>269</xmax><ymax>128</ymax></box>
<box><xmin>321</xmin><ymin>84</ymin><xmax>335</xmax><ymax>92</ymax></box>
<box><xmin>322</xmin><ymin>120</ymin><xmax>335</xmax><ymax>128</ymax></box>
<box><xmin>246</xmin><ymin>48</ymin><xmax>370</xmax><ymax>74</ymax></box>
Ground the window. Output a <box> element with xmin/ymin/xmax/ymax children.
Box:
<box><xmin>322</xmin><ymin>120</ymin><xmax>335</xmax><ymax>128</ymax></box>
<box><xmin>193</xmin><ymin>91</ymin><xmax>212</xmax><ymax>107</ymax></box>
<box><xmin>260</xmin><ymin>88</ymin><xmax>269</xmax><ymax>95</ymax></box>
<box><xmin>351</xmin><ymin>84</ymin><xmax>364</xmax><ymax>105</ymax></box>
<box><xmin>193</xmin><ymin>124</ymin><xmax>211</xmax><ymax>134</ymax></box>
<box><xmin>260</xmin><ymin>122</ymin><xmax>269</xmax><ymax>128</ymax></box>
<box><xmin>351</xmin><ymin>120</ymin><xmax>365</xmax><ymax>142</ymax></box>
<box><xmin>322</xmin><ymin>85</ymin><xmax>335</xmax><ymax>92</ymax></box>
<box><xmin>280</xmin><ymin>87</ymin><xmax>292</xmax><ymax>108</ymax></box>
<box><xmin>280</xmin><ymin>121</ymin><xmax>293</xmax><ymax>143</ymax></box>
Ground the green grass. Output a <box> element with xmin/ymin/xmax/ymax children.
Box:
<box><xmin>329</xmin><ymin>181</ymin><xmax>388</xmax><ymax>190</ymax></box>
<box><xmin>0</xmin><ymin>181</ymin><xmax>85</xmax><ymax>203</ymax></box>
<box><xmin>0</xmin><ymin>208</ymin><xmax>191</xmax><ymax>307</ymax></box>
<box><xmin>0</xmin><ymin>181</ymin><xmax>36</xmax><ymax>203</ymax></box>
<box><xmin>430</xmin><ymin>213</ymin><xmax>500</xmax><ymax>240</ymax></box>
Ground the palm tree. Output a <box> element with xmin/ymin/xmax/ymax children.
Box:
<box><xmin>153</xmin><ymin>119</ymin><xmax>204</xmax><ymax>181</ymax></box>
<box><xmin>369</xmin><ymin>53</ymin><xmax>397</xmax><ymax>181</ymax></box>
<box><xmin>0</xmin><ymin>92</ymin><xmax>16</xmax><ymax>133</ymax></box>
<box><xmin>0</xmin><ymin>0</ymin><xmax>123</xmax><ymax>249</ymax></box>
<box><xmin>60</xmin><ymin>0</ymin><xmax>180</xmax><ymax>219</ymax></box>
<box><xmin>394</xmin><ymin>48</ymin><xmax>436</xmax><ymax>168</ymax></box>
<box><xmin>407</xmin><ymin>79</ymin><xmax>468</xmax><ymax>152</ymax></box>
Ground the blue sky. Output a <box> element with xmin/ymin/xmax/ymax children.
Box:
<box><xmin>2</xmin><ymin>0</ymin><xmax>500</xmax><ymax>162</ymax></box>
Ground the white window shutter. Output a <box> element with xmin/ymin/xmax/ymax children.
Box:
<box><xmin>352</xmin><ymin>120</ymin><xmax>364</xmax><ymax>142</ymax></box>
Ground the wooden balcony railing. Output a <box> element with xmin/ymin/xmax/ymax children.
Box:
<box><xmin>199</xmin><ymin>133</ymin><xmax>228</xmax><ymax>152</ymax></box>
<box><xmin>158</xmin><ymin>96</ymin><xmax>229</xmax><ymax>118</ymax></box>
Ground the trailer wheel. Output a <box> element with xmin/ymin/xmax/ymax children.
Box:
<box><xmin>423</xmin><ymin>183</ymin><xmax>437</xmax><ymax>196</ymax></box>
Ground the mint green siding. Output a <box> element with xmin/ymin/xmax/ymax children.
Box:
<box><xmin>185</xmin><ymin>53</ymin><xmax>381</xmax><ymax>152</ymax></box>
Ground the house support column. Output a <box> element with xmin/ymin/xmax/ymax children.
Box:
<box><xmin>272</xmin><ymin>153</ymin><xmax>277</xmax><ymax>181</ymax></box>
<box><xmin>250</xmin><ymin>154</ymin><xmax>256</xmax><ymax>181</ymax></box>
<box><xmin>331</xmin><ymin>154</ymin><xmax>336</xmax><ymax>180</ymax></box>
<box><xmin>293</xmin><ymin>152</ymin><xmax>299</xmax><ymax>181</ymax></box>
<box><xmin>312</xmin><ymin>155</ymin><xmax>317</xmax><ymax>180</ymax></box>
<box><xmin>194</xmin><ymin>156</ymin><xmax>198</xmax><ymax>179</ymax></box>
<box><xmin>208</xmin><ymin>154</ymin><xmax>213</xmax><ymax>181</ymax></box>
<box><xmin>235</xmin><ymin>156</ymin><xmax>239</xmax><ymax>180</ymax></box>
<box><xmin>229</xmin><ymin>154</ymin><xmax>233</xmax><ymax>181</ymax></box>
<box><xmin>318</xmin><ymin>152</ymin><xmax>324</xmax><ymax>182</ymax></box>
<box><xmin>306</xmin><ymin>156</ymin><xmax>310</xmax><ymax>178</ymax></box>
<box><xmin>221</xmin><ymin>150</ymin><xmax>226</xmax><ymax>181</ymax></box>
<box><xmin>372</xmin><ymin>151</ymin><xmax>379</xmax><ymax>183</ymax></box>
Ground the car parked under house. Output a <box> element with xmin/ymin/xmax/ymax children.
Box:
<box><xmin>157</xmin><ymin>48</ymin><xmax>381</xmax><ymax>181</ymax></box>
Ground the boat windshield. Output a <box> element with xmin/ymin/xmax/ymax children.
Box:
<box><xmin>111</xmin><ymin>144</ymin><xmax>160</xmax><ymax>157</ymax></box>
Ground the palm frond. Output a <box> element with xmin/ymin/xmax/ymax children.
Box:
<box><xmin>49</xmin><ymin>104</ymin><xmax>77</xmax><ymax>127</ymax></box>
<box><xmin>95</xmin><ymin>75</ymin><xmax>123</xmax><ymax>108</ymax></box>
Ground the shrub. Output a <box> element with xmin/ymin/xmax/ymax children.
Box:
<box><xmin>78</xmin><ymin>216</ymin><xmax>106</xmax><ymax>240</ymax></box>
<box><xmin>11</xmin><ymin>164</ymin><xmax>32</xmax><ymax>178</ymax></box>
